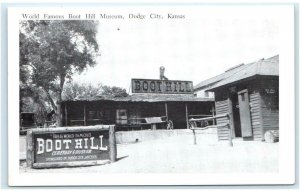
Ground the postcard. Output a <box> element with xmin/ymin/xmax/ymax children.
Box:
<box><xmin>7</xmin><ymin>4</ymin><xmax>295</xmax><ymax>186</ymax></box>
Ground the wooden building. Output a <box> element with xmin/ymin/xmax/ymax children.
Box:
<box><xmin>61</xmin><ymin>94</ymin><xmax>214</xmax><ymax>130</ymax></box>
<box><xmin>199</xmin><ymin>55</ymin><xmax>279</xmax><ymax>141</ymax></box>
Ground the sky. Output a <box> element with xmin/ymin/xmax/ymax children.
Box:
<box><xmin>73</xmin><ymin>5</ymin><xmax>280</xmax><ymax>92</ymax></box>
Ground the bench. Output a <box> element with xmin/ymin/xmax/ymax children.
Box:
<box><xmin>145</xmin><ymin>117</ymin><xmax>166</xmax><ymax>130</ymax></box>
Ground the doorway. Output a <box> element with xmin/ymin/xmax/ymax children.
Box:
<box><xmin>237</xmin><ymin>89</ymin><xmax>252</xmax><ymax>137</ymax></box>
<box><xmin>231</xmin><ymin>93</ymin><xmax>242</xmax><ymax>137</ymax></box>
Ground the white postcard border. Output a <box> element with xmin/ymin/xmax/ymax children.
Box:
<box><xmin>8</xmin><ymin>5</ymin><xmax>295</xmax><ymax>186</ymax></box>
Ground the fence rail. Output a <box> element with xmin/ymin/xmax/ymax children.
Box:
<box><xmin>188</xmin><ymin>113</ymin><xmax>233</xmax><ymax>147</ymax></box>
<box><xmin>189</xmin><ymin>113</ymin><xmax>228</xmax><ymax>122</ymax></box>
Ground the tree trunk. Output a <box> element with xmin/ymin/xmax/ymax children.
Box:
<box><xmin>56</xmin><ymin>74</ymin><xmax>65</xmax><ymax>127</ymax></box>
<box><xmin>56</xmin><ymin>95</ymin><xmax>62</xmax><ymax>127</ymax></box>
<box><xmin>44</xmin><ymin>89</ymin><xmax>57</xmax><ymax>112</ymax></box>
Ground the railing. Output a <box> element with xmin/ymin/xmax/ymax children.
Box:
<box><xmin>127</xmin><ymin>116</ymin><xmax>173</xmax><ymax>130</ymax></box>
<box><xmin>188</xmin><ymin>113</ymin><xmax>233</xmax><ymax>147</ymax></box>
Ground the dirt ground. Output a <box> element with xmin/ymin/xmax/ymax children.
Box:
<box><xmin>19</xmin><ymin>132</ymin><xmax>278</xmax><ymax>173</ymax></box>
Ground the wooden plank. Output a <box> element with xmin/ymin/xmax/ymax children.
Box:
<box><xmin>250</xmin><ymin>104</ymin><xmax>261</xmax><ymax>108</ymax></box>
<box><xmin>165</xmin><ymin>103</ymin><xmax>168</xmax><ymax>121</ymax></box>
<box><xmin>188</xmin><ymin>114</ymin><xmax>213</xmax><ymax>117</ymax></box>
<box><xmin>251</xmin><ymin>121</ymin><xmax>261</xmax><ymax>124</ymax></box>
<box><xmin>253</xmin><ymin>129</ymin><xmax>262</xmax><ymax>133</ymax></box>
<box><xmin>70</xmin><ymin>119</ymin><xmax>85</xmax><ymax>122</ymax></box>
<box><xmin>216</xmin><ymin>106</ymin><xmax>228</xmax><ymax>110</ymax></box>
<box><xmin>189</xmin><ymin>113</ymin><xmax>228</xmax><ymax>122</ymax></box>
<box><xmin>250</xmin><ymin>108</ymin><xmax>261</xmax><ymax>112</ymax></box>
<box><xmin>227</xmin><ymin>98</ymin><xmax>235</xmax><ymax>139</ymax></box>
<box><xmin>263</xmin><ymin>120</ymin><xmax>279</xmax><ymax>123</ymax></box>
<box><xmin>218</xmin><ymin>132</ymin><xmax>229</xmax><ymax>135</ymax></box>
<box><xmin>216</xmin><ymin>104</ymin><xmax>228</xmax><ymax>108</ymax></box>
<box><xmin>83</xmin><ymin>103</ymin><xmax>86</xmax><ymax>126</ymax></box>
<box><xmin>252</xmin><ymin>121</ymin><xmax>261</xmax><ymax>126</ymax></box>
<box><xmin>215</xmin><ymin>99</ymin><xmax>231</xmax><ymax>141</ymax></box>
<box><xmin>32</xmin><ymin>160</ymin><xmax>110</xmax><ymax>169</ymax></box>
<box><xmin>186</xmin><ymin>104</ymin><xmax>189</xmax><ymax>129</ymax></box>
<box><xmin>109</xmin><ymin>125</ymin><xmax>117</xmax><ymax>162</ymax></box>
<box><xmin>250</xmin><ymin>99</ymin><xmax>260</xmax><ymax>103</ymax></box>
<box><xmin>30</xmin><ymin>125</ymin><xmax>111</xmax><ymax>133</ymax></box>
<box><xmin>250</xmin><ymin>96</ymin><xmax>260</xmax><ymax>100</ymax></box>
<box><xmin>26</xmin><ymin>130</ymin><xmax>34</xmax><ymax>168</ymax></box>
<box><xmin>253</xmin><ymin>126</ymin><xmax>261</xmax><ymax>129</ymax></box>
<box><xmin>216</xmin><ymin>101</ymin><xmax>228</xmax><ymax>106</ymax></box>
<box><xmin>192</xmin><ymin>129</ymin><xmax>196</xmax><ymax>145</ymax></box>
<box><xmin>218</xmin><ymin>133</ymin><xmax>229</xmax><ymax>137</ymax></box>
<box><xmin>218</xmin><ymin>135</ymin><xmax>230</xmax><ymax>139</ymax></box>
<box><xmin>216</xmin><ymin>102</ymin><xmax>228</xmax><ymax>106</ymax></box>
<box><xmin>218</xmin><ymin>137</ymin><xmax>229</xmax><ymax>140</ymax></box>
<box><xmin>218</xmin><ymin>129</ymin><xmax>230</xmax><ymax>133</ymax></box>
<box><xmin>190</xmin><ymin>123</ymin><xmax>228</xmax><ymax>130</ymax></box>
<box><xmin>251</xmin><ymin>115</ymin><xmax>261</xmax><ymax>119</ymax></box>
<box><xmin>216</xmin><ymin>120</ymin><xmax>228</xmax><ymax>124</ymax></box>
<box><xmin>238</xmin><ymin>89</ymin><xmax>252</xmax><ymax>137</ymax></box>
<box><xmin>64</xmin><ymin>102</ymin><xmax>68</xmax><ymax>126</ymax></box>
<box><xmin>216</xmin><ymin>109</ymin><xmax>228</xmax><ymax>113</ymax></box>
<box><xmin>255</xmin><ymin>92</ymin><xmax>263</xmax><ymax>141</ymax></box>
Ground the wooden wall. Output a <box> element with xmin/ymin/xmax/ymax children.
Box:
<box><xmin>215</xmin><ymin>100</ymin><xmax>230</xmax><ymax>141</ymax></box>
<box><xmin>260</xmin><ymin>94</ymin><xmax>279</xmax><ymax>135</ymax></box>
<box><xmin>253</xmin><ymin>77</ymin><xmax>279</xmax><ymax>140</ymax></box>
<box><xmin>249</xmin><ymin>92</ymin><xmax>263</xmax><ymax>141</ymax></box>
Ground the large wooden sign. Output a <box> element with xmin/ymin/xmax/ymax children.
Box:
<box><xmin>26</xmin><ymin>125</ymin><xmax>116</xmax><ymax>168</ymax></box>
<box><xmin>131</xmin><ymin>79</ymin><xmax>193</xmax><ymax>94</ymax></box>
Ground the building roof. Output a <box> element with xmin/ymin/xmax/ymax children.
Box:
<box><xmin>129</xmin><ymin>94</ymin><xmax>213</xmax><ymax>102</ymax></box>
<box><xmin>63</xmin><ymin>93</ymin><xmax>214</xmax><ymax>103</ymax></box>
<box><xmin>195</xmin><ymin>55</ymin><xmax>279</xmax><ymax>92</ymax></box>
<box><xmin>194</xmin><ymin>63</ymin><xmax>247</xmax><ymax>91</ymax></box>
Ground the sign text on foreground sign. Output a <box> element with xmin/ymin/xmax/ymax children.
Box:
<box><xmin>131</xmin><ymin>79</ymin><xmax>193</xmax><ymax>94</ymax></box>
<box><xmin>26</xmin><ymin>125</ymin><xmax>116</xmax><ymax>168</ymax></box>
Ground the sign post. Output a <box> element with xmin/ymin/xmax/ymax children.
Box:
<box><xmin>26</xmin><ymin>125</ymin><xmax>116</xmax><ymax>168</ymax></box>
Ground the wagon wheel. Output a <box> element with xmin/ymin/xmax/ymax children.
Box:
<box><xmin>166</xmin><ymin>120</ymin><xmax>173</xmax><ymax>130</ymax></box>
<box><xmin>189</xmin><ymin>121</ymin><xmax>197</xmax><ymax>129</ymax></box>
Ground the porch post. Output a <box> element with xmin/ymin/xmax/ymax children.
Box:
<box><xmin>64</xmin><ymin>102</ymin><xmax>68</xmax><ymax>126</ymax></box>
<box><xmin>165</xmin><ymin>103</ymin><xmax>168</xmax><ymax>121</ymax></box>
<box><xmin>227</xmin><ymin>98</ymin><xmax>235</xmax><ymax>138</ymax></box>
<box><xmin>211</xmin><ymin>105</ymin><xmax>215</xmax><ymax>125</ymax></box>
<box><xmin>185</xmin><ymin>103</ymin><xmax>189</xmax><ymax>129</ymax></box>
<box><xmin>83</xmin><ymin>102</ymin><xmax>87</xmax><ymax>126</ymax></box>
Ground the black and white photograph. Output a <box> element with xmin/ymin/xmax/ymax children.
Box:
<box><xmin>6</xmin><ymin>4</ymin><xmax>295</xmax><ymax>186</ymax></box>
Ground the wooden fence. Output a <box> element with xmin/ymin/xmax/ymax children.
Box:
<box><xmin>189</xmin><ymin>113</ymin><xmax>233</xmax><ymax>147</ymax></box>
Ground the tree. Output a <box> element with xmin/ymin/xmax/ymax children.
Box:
<box><xmin>100</xmin><ymin>85</ymin><xmax>128</xmax><ymax>97</ymax></box>
<box><xmin>62</xmin><ymin>82</ymin><xmax>102</xmax><ymax>100</ymax></box>
<box><xmin>20</xmin><ymin>86</ymin><xmax>51</xmax><ymax>125</ymax></box>
<box><xmin>20</xmin><ymin>20</ymin><xmax>99</xmax><ymax>126</ymax></box>
<box><xmin>62</xmin><ymin>82</ymin><xmax>128</xmax><ymax>100</ymax></box>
